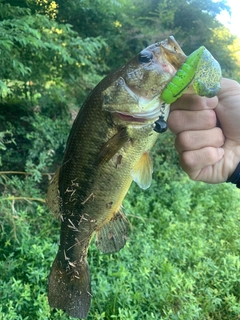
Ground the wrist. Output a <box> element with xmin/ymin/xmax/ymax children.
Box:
<box><xmin>226</xmin><ymin>162</ymin><xmax>240</xmax><ymax>188</ymax></box>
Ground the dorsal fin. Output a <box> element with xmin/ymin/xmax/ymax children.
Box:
<box><xmin>46</xmin><ymin>168</ymin><xmax>61</xmax><ymax>218</ymax></box>
<box><xmin>95</xmin><ymin>208</ymin><xmax>130</xmax><ymax>253</ymax></box>
<box><xmin>130</xmin><ymin>152</ymin><xmax>153</xmax><ymax>190</ymax></box>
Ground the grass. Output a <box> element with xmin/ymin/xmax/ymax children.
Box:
<box><xmin>0</xmin><ymin>173</ymin><xmax>239</xmax><ymax>319</ymax></box>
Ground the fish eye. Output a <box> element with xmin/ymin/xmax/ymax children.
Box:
<box><xmin>138</xmin><ymin>50</ymin><xmax>153</xmax><ymax>63</ymax></box>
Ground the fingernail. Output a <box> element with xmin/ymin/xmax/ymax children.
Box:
<box><xmin>206</xmin><ymin>96</ymin><xmax>218</xmax><ymax>109</ymax></box>
<box><xmin>218</xmin><ymin>148</ymin><xmax>224</xmax><ymax>157</ymax></box>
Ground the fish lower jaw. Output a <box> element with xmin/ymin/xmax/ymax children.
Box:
<box><xmin>112</xmin><ymin>110</ymin><xmax>161</xmax><ymax>124</ymax></box>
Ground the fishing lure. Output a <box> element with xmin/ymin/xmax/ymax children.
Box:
<box><xmin>161</xmin><ymin>46</ymin><xmax>221</xmax><ymax>104</ymax></box>
<box><xmin>192</xmin><ymin>48</ymin><xmax>221</xmax><ymax>98</ymax></box>
<box><xmin>153</xmin><ymin>116</ymin><xmax>168</xmax><ymax>133</ymax></box>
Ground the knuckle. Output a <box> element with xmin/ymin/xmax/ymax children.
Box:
<box><xmin>214</xmin><ymin>127</ymin><xmax>225</xmax><ymax>146</ymax></box>
<box><xmin>168</xmin><ymin>110</ymin><xmax>184</xmax><ymax>134</ymax></box>
<box><xmin>180</xmin><ymin>151</ymin><xmax>198</xmax><ymax>171</ymax></box>
<box><xmin>176</xmin><ymin>131</ymin><xmax>193</xmax><ymax>151</ymax></box>
<box><xmin>205</xmin><ymin>147</ymin><xmax>218</xmax><ymax>163</ymax></box>
<box><xmin>204</xmin><ymin>109</ymin><xmax>217</xmax><ymax>127</ymax></box>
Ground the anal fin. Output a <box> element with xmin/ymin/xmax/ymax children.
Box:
<box><xmin>96</xmin><ymin>209</ymin><xmax>130</xmax><ymax>253</ymax></box>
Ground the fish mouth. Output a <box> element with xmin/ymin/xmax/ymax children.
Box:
<box><xmin>112</xmin><ymin>107</ymin><xmax>162</xmax><ymax>124</ymax></box>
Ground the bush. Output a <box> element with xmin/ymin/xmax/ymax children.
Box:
<box><xmin>1</xmin><ymin>152</ymin><xmax>239</xmax><ymax>319</ymax></box>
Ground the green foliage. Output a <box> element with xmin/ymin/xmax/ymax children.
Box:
<box><xmin>1</xmin><ymin>0</ymin><xmax>240</xmax><ymax>319</ymax></box>
<box><xmin>0</xmin><ymin>0</ymin><xmax>108</xmax><ymax>108</ymax></box>
<box><xmin>0</xmin><ymin>204</ymin><xmax>63</xmax><ymax>319</ymax></box>
<box><xmin>0</xmin><ymin>0</ymin><xmax>107</xmax><ymax>174</ymax></box>
<box><xmin>0</xmin><ymin>5</ymin><xmax>107</xmax><ymax>97</ymax></box>
<box><xmin>1</xmin><ymin>164</ymin><xmax>240</xmax><ymax>319</ymax></box>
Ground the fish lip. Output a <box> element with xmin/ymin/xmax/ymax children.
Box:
<box><xmin>112</xmin><ymin>108</ymin><xmax>161</xmax><ymax>123</ymax></box>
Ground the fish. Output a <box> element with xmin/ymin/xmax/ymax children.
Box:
<box><xmin>46</xmin><ymin>36</ymin><xmax>188</xmax><ymax>318</ymax></box>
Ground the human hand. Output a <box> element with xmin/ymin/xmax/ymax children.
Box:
<box><xmin>168</xmin><ymin>78</ymin><xmax>240</xmax><ymax>183</ymax></box>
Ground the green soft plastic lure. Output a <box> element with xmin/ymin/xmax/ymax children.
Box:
<box><xmin>161</xmin><ymin>46</ymin><xmax>222</xmax><ymax>104</ymax></box>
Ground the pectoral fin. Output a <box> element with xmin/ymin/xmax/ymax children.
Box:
<box><xmin>96</xmin><ymin>208</ymin><xmax>130</xmax><ymax>253</ymax></box>
<box><xmin>130</xmin><ymin>152</ymin><xmax>153</xmax><ymax>189</ymax></box>
<box><xmin>96</xmin><ymin>128</ymin><xmax>129</xmax><ymax>164</ymax></box>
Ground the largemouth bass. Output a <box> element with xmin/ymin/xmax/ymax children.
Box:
<box><xmin>46</xmin><ymin>36</ymin><xmax>220</xmax><ymax>318</ymax></box>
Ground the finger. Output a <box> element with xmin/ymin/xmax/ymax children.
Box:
<box><xmin>218</xmin><ymin>78</ymin><xmax>240</xmax><ymax>101</ymax></box>
<box><xmin>216</xmin><ymin>78</ymin><xmax>240</xmax><ymax>142</ymax></box>
<box><xmin>179</xmin><ymin>147</ymin><xmax>224</xmax><ymax>180</ymax></box>
<box><xmin>175</xmin><ymin>127</ymin><xmax>225</xmax><ymax>153</ymax></box>
<box><xmin>170</xmin><ymin>94</ymin><xmax>218</xmax><ymax>111</ymax></box>
<box><xmin>168</xmin><ymin>109</ymin><xmax>217</xmax><ymax>134</ymax></box>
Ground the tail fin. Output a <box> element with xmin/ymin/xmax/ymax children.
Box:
<box><xmin>48</xmin><ymin>254</ymin><xmax>91</xmax><ymax>318</ymax></box>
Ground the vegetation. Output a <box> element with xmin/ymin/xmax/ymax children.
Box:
<box><xmin>0</xmin><ymin>0</ymin><xmax>240</xmax><ymax>319</ymax></box>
